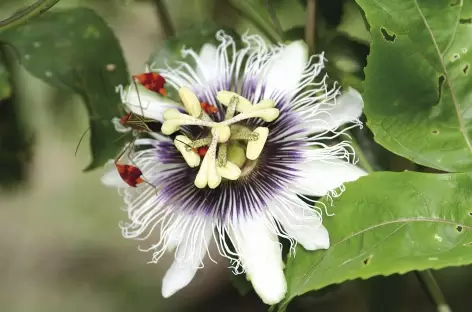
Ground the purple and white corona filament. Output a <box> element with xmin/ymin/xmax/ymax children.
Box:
<box><xmin>102</xmin><ymin>31</ymin><xmax>366</xmax><ymax>304</ymax></box>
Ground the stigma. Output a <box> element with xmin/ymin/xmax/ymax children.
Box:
<box><xmin>164</xmin><ymin>88</ymin><xmax>279</xmax><ymax>188</ymax></box>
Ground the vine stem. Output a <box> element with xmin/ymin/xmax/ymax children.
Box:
<box><xmin>153</xmin><ymin>0</ymin><xmax>175</xmax><ymax>39</ymax></box>
<box><xmin>416</xmin><ymin>271</ymin><xmax>452</xmax><ymax>312</ymax></box>
<box><xmin>305</xmin><ymin>0</ymin><xmax>316</xmax><ymax>54</ymax></box>
<box><xmin>227</xmin><ymin>0</ymin><xmax>281</xmax><ymax>44</ymax></box>
<box><xmin>0</xmin><ymin>0</ymin><xmax>61</xmax><ymax>32</ymax></box>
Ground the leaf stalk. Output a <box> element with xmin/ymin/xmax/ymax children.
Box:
<box><xmin>0</xmin><ymin>0</ymin><xmax>61</xmax><ymax>32</ymax></box>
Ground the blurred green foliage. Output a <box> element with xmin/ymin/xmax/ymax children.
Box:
<box><xmin>0</xmin><ymin>1</ymin><xmax>472</xmax><ymax>312</ymax></box>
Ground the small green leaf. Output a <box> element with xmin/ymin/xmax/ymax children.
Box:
<box><xmin>277</xmin><ymin>171</ymin><xmax>472</xmax><ymax>311</ymax></box>
<box><xmin>0</xmin><ymin>54</ymin><xmax>10</xmax><ymax>100</ymax></box>
<box><xmin>229</xmin><ymin>271</ymin><xmax>253</xmax><ymax>296</ymax></box>
<box><xmin>358</xmin><ymin>0</ymin><xmax>472</xmax><ymax>172</ymax></box>
<box><xmin>337</xmin><ymin>0</ymin><xmax>371</xmax><ymax>45</ymax></box>
<box><xmin>0</xmin><ymin>8</ymin><xmax>129</xmax><ymax>171</ymax></box>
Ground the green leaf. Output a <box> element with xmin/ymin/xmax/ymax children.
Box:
<box><xmin>277</xmin><ymin>171</ymin><xmax>472</xmax><ymax>311</ymax></box>
<box><xmin>0</xmin><ymin>8</ymin><xmax>129</xmax><ymax>171</ymax></box>
<box><xmin>358</xmin><ymin>0</ymin><xmax>472</xmax><ymax>172</ymax></box>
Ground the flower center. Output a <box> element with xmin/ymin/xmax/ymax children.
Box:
<box><xmin>162</xmin><ymin>88</ymin><xmax>280</xmax><ymax>189</ymax></box>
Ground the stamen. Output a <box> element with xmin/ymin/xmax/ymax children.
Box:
<box><xmin>179</xmin><ymin>87</ymin><xmax>202</xmax><ymax>117</ymax></box>
<box><xmin>217</xmin><ymin>91</ymin><xmax>253</xmax><ymax>113</ymax></box>
<box><xmin>194</xmin><ymin>155</ymin><xmax>210</xmax><ymax>188</ymax></box>
<box><xmin>207</xmin><ymin>129</ymin><xmax>222</xmax><ymax>189</ymax></box>
<box><xmin>251</xmin><ymin>99</ymin><xmax>276</xmax><ymax>111</ymax></box>
<box><xmin>165</xmin><ymin>88</ymin><xmax>278</xmax><ymax>186</ymax></box>
<box><xmin>161</xmin><ymin>113</ymin><xmax>218</xmax><ymax>135</ymax></box>
<box><xmin>163</xmin><ymin>108</ymin><xmax>193</xmax><ymax>120</ymax></box>
<box><xmin>217</xmin><ymin>125</ymin><xmax>231</xmax><ymax>143</ymax></box>
<box><xmin>174</xmin><ymin>135</ymin><xmax>200</xmax><ymax>167</ymax></box>
<box><xmin>246</xmin><ymin>127</ymin><xmax>269</xmax><ymax>160</ymax></box>
<box><xmin>194</xmin><ymin>128</ymin><xmax>221</xmax><ymax>189</ymax></box>
<box><xmin>216</xmin><ymin>161</ymin><xmax>241</xmax><ymax>180</ymax></box>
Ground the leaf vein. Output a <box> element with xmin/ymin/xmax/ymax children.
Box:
<box><xmin>412</xmin><ymin>0</ymin><xmax>472</xmax><ymax>155</ymax></box>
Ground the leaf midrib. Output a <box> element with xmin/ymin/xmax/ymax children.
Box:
<box><xmin>277</xmin><ymin>217</ymin><xmax>472</xmax><ymax>311</ymax></box>
<box><xmin>412</xmin><ymin>0</ymin><xmax>472</xmax><ymax>156</ymax></box>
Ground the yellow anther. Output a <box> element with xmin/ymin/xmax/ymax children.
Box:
<box><xmin>194</xmin><ymin>128</ymin><xmax>221</xmax><ymax>189</ymax></box>
<box><xmin>217</xmin><ymin>91</ymin><xmax>253</xmax><ymax>113</ymax></box>
<box><xmin>256</xmin><ymin>108</ymin><xmax>280</xmax><ymax>122</ymax></box>
<box><xmin>207</xmin><ymin>128</ymin><xmax>221</xmax><ymax>188</ymax></box>
<box><xmin>246</xmin><ymin>127</ymin><xmax>269</xmax><ymax>160</ymax></box>
<box><xmin>174</xmin><ymin>135</ymin><xmax>200</xmax><ymax>168</ymax></box>
<box><xmin>163</xmin><ymin>108</ymin><xmax>193</xmax><ymax>120</ymax></box>
<box><xmin>179</xmin><ymin>87</ymin><xmax>202</xmax><ymax>117</ymax></box>
<box><xmin>207</xmin><ymin>159</ymin><xmax>221</xmax><ymax>188</ymax></box>
<box><xmin>217</xmin><ymin>125</ymin><xmax>231</xmax><ymax>143</ymax></box>
<box><xmin>161</xmin><ymin>112</ymin><xmax>218</xmax><ymax>134</ymax></box>
<box><xmin>194</xmin><ymin>156</ymin><xmax>209</xmax><ymax>188</ymax></box>
<box><xmin>217</xmin><ymin>161</ymin><xmax>241</xmax><ymax>180</ymax></box>
<box><xmin>161</xmin><ymin>121</ymin><xmax>181</xmax><ymax>135</ymax></box>
<box><xmin>251</xmin><ymin>99</ymin><xmax>275</xmax><ymax>111</ymax></box>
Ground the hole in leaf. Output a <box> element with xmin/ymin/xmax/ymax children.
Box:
<box><xmin>450</xmin><ymin>0</ymin><xmax>460</xmax><ymax>6</ymax></box>
<box><xmin>380</xmin><ymin>27</ymin><xmax>396</xmax><ymax>42</ymax></box>
<box><xmin>469</xmin><ymin>212</ymin><xmax>472</xmax><ymax>216</ymax></box>
<box><xmin>363</xmin><ymin>255</ymin><xmax>373</xmax><ymax>265</ymax></box>
<box><xmin>460</xmin><ymin>18</ymin><xmax>472</xmax><ymax>24</ymax></box>
<box><xmin>435</xmin><ymin>75</ymin><xmax>445</xmax><ymax>106</ymax></box>
<box><xmin>451</xmin><ymin>53</ymin><xmax>460</xmax><ymax>61</ymax></box>
<box><xmin>463</xmin><ymin>64</ymin><xmax>469</xmax><ymax>75</ymax></box>
<box><xmin>431</xmin><ymin>129</ymin><xmax>439</xmax><ymax>135</ymax></box>
<box><xmin>457</xmin><ymin>225</ymin><xmax>463</xmax><ymax>232</ymax></box>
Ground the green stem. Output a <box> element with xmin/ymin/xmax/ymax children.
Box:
<box><xmin>0</xmin><ymin>0</ymin><xmax>61</xmax><ymax>32</ymax></box>
<box><xmin>416</xmin><ymin>271</ymin><xmax>452</xmax><ymax>312</ymax></box>
<box><xmin>305</xmin><ymin>0</ymin><xmax>316</xmax><ymax>54</ymax></box>
<box><xmin>154</xmin><ymin>0</ymin><xmax>175</xmax><ymax>39</ymax></box>
<box><xmin>228</xmin><ymin>0</ymin><xmax>281</xmax><ymax>44</ymax></box>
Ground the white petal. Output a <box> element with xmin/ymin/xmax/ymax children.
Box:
<box><xmin>269</xmin><ymin>194</ymin><xmax>329</xmax><ymax>250</ymax></box>
<box><xmin>230</xmin><ymin>214</ymin><xmax>286</xmax><ymax>305</ymax></box>
<box><xmin>197</xmin><ymin>43</ymin><xmax>218</xmax><ymax>82</ymax></box>
<box><xmin>309</xmin><ymin>87</ymin><xmax>364</xmax><ymax>133</ymax></box>
<box><xmin>101</xmin><ymin>165</ymin><xmax>129</xmax><ymax>188</ymax></box>
<box><xmin>293</xmin><ymin>159</ymin><xmax>367</xmax><ymax>196</ymax></box>
<box><xmin>161</xmin><ymin>220</ymin><xmax>213</xmax><ymax>298</ymax></box>
<box><xmin>262</xmin><ymin>41</ymin><xmax>308</xmax><ymax>100</ymax></box>
<box><xmin>123</xmin><ymin>83</ymin><xmax>181</xmax><ymax>122</ymax></box>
